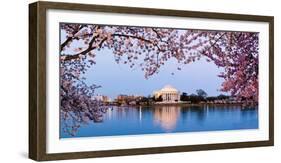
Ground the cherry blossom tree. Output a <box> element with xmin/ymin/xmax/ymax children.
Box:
<box><xmin>60</xmin><ymin>23</ymin><xmax>258</xmax><ymax>136</ymax></box>
<box><xmin>207</xmin><ymin>32</ymin><xmax>258</xmax><ymax>101</ymax></box>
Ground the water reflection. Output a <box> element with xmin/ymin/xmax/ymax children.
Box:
<box><xmin>107</xmin><ymin>105</ymin><xmax>258</xmax><ymax>133</ymax></box>
<box><xmin>153</xmin><ymin>106</ymin><xmax>181</xmax><ymax>131</ymax></box>
<box><xmin>60</xmin><ymin>104</ymin><xmax>259</xmax><ymax>138</ymax></box>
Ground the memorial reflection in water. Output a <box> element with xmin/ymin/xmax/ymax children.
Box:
<box><xmin>61</xmin><ymin>104</ymin><xmax>258</xmax><ymax>138</ymax></box>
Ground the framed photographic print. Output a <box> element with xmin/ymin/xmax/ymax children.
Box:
<box><xmin>29</xmin><ymin>1</ymin><xmax>274</xmax><ymax>161</ymax></box>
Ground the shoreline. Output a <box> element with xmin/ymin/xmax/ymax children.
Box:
<box><xmin>107</xmin><ymin>102</ymin><xmax>258</xmax><ymax>108</ymax></box>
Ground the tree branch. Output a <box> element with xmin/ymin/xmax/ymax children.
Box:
<box><xmin>62</xmin><ymin>35</ymin><xmax>107</xmax><ymax>61</ymax></box>
<box><xmin>60</xmin><ymin>25</ymin><xmax>86</xmax><ymax>51</ymax></box>
<box><xmin>112</xmin><ymin>33</ymin><xmax>153</xmax><ymax>44</ymax></box>
<box><xmin>112</xmin><ymin>33</ymin><xmax>163</xmax><ymax>51</ymax></box>
<box><xmin>151</xmin><ymin>28</ymin><xmax>168</xmax><ymax>43</ymax></box>
<box><xmin>199</xmin><ymin>32</ymin><xmax>227</xmax><ymax>56</ymax></box>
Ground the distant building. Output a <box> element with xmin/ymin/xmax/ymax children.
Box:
<box><xmin>153</xmin><ymin>85</ymin><xmax>180</xmax><ymax>103</ymax></box>
<box><xmin>116</xmin><ymin>95</ymin><xmax>129</xmax><ymax>101</ymax></box>
<box><xmin>115</xmin><ymin>94</ymin><xmax>143</xmax><ymax>105</ymax></box>
<box><xmin>92</xmin><ymin>95</ymin><xmax>111</xmax><ymax>102</ymax></box>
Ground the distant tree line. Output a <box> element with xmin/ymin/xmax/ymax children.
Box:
<box><xmin>117</xmin><ymin>89</ymin><xmax>231</xmax><ymax>106</ymax></box>
<box><xmin>180</xmin><ymin>89</ymin><xmax>230</xmax><ymax>104</ymax></box>
<box><xmin>139</xmin><ymin>89</ymin><xmax>230</xmax><ymax>104</ymax></box>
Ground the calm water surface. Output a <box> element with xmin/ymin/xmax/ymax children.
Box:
<box><xmin>60</xmin><ymin>105</ymin><xmax>258</xmax><ymax>138</ymax></box>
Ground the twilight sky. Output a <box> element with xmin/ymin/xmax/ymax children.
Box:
<box><xmin>82</xmin><ymin>49</ymin><xmax>225</xmax><ymax>99</ymax></box>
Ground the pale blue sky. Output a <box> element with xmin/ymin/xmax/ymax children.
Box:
<box><xmin>61</xmin><ymin>26</ymin><xmax>226</xmax><ymax>99</ymax></box>
<box><xmin>83</xmin><ymin>49</ymin><xmax>225</xmax><ymax>99</ymax></box>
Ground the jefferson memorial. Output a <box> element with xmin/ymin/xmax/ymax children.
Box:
<box><xmin>153</xmin><ymin>85</ymin><xmax>180</xmax><ymax>103</ymax></box>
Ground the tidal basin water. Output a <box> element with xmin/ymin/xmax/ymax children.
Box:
<box><xmin>60</xmin><ymin>105</ymin><xmax>258</xmax><ymax>138</ymax></box>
